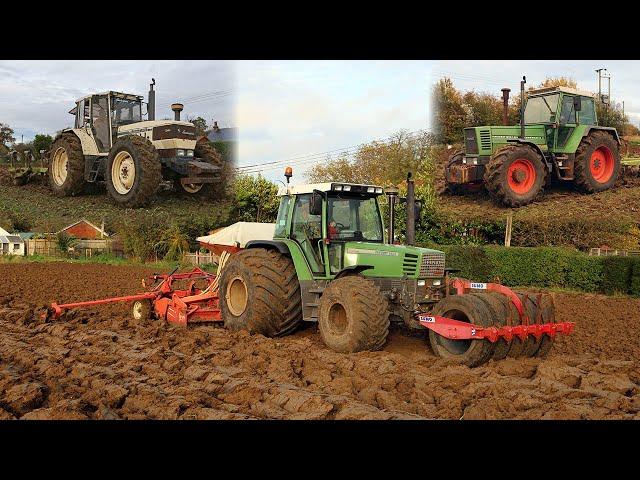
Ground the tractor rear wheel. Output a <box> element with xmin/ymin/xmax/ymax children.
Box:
<box><xmin>484</xmin><ymin>144</ymin><xmax>547</xmax><ymax>207</ymax></box>
<box><xmin>318</xmin><ymin>275</ymin><xmax>390</xmax><ymax>353</ymax></box>
<box><xmin>444</xmin><ymin>150</ymin><xmax>465</xmax><ymax>195</ymax></box>
<box><xmin>175</xmin><ymin>141</ymin><xmax>227</xmax><ymax>199</ymax></box>
<box><xmin>48</xmin><ymin>133</ymin><xmax>85</xmax><ymax>197</ymax></box>
<box><xmin>219</xmin><ymin>248</ymin><xmax>302</xmax><ymax>337</ymax></box>
<box><xmin>428</xmin><ymin>294</ymin><xmax>496</xmax><ymax>367</ymax></box>
<box><xmin>106</xmin><ymin>135</ymin><xmax>162</xmax><ymax>208</ymax></box>
<box><xmin>574</xmin><ymin>130</ymin><xmax>621</xmax><ymax>192</ymax></box>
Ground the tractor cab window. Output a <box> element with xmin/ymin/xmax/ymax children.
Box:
<box><xmin>291</xmin><ymin>194</ymin><xmax>324</xmax><ymax>274</ymax></box>
<box><xmin>274</xmin><ymin>196</ymin><xmax>291</xmax><ymax>238</ymax></box>
<box><xmin>579</xmin><ymin>97</ymin><xmax>596</xmax><ymax>125</ymax></box>
<box><xmin>559</xmin><ymin>96</ymin><xmax>577</xmax><ymax>124</ymax></box>
<box><xmin>75</xmin><ymin>99</ymin><xmax>90</xmax><ymax>128</ymax></box>
<box><xmin>112</xmin><ymin>97</ymin><xmax>142</xmax><ymax>126</ymax></box>
<box><xmin>91</xmin><ymin>95</ymin><xmax>111</xmax><ymax>151</ymax></box>
<box><xmin>327</xmin><ymin>195</ymin><xmax>383</xmax><ymax>243</ymax></box>
<box><xmin>524</xmin><ymin>94</ymin><xmax>559</xmax><ymax>124</ymax></box>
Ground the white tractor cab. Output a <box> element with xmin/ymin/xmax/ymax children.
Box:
<box><xmin>48</xmin><ymin>79</ymin><xmax>225</xmax><ymax>208</ymax></box>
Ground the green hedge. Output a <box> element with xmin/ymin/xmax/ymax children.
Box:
<box><xmin>429</xmin><ymin>245</ymin><xmax>639</xmax><ymax>296</ymax></box>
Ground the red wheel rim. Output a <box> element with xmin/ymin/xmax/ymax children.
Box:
<box><xmin>590</xmin><ymin>146</ymin><xmax>615</xmax><ymax>183</ymax></box>
<box><xmin>507</xmin><ymin>159</ymin><xmax>536</xmax><ymax>194</ymax></box>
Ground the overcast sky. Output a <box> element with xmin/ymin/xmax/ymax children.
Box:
<box><xmin>431</xmin><ymin>60</ymin><xmax>640</xmax><ymax>123</ymax></box>
<box><xmin>235</xmin><ymin>60</ymin><xmax>432</xmax><ymax>182</ymax></box>
<box><xmin>0</xmin><ymin>60</ymin><xmax>235</xmax><ymax>143</ymax></box>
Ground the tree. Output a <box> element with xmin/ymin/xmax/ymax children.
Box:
<box><xmin>188</xmin><ymin>116</ymin><xmax>208</xmax><ymax>136</ymax></box>
<box><xmin>431</xmin><ymin>78</ymin><xmax>467</xmax><ymax>144</ymax></box>
<box><xmin>462</xmin><ymin>91</ymin><xmax>503</xmax><ymax>127</ymax></box>
<box><xmin>597</xmin><ymin>100</ymin><xmax>628</xmax><ymax>132</ymax></box>
<box><xmin>232</xmin><ymin>175</ymin><xmax>280</xmax><ymax>222</ymax></box>
<box><xmin>536</xmin><ymin>77</ymin><xmax>577</xmax><ymax>89</ymax></box>
<box><xmin>33</xmin><ymin>134</ymin><xmax>53</xmax><ymax>159</ymax></box>
<box><xmin>56</xmin><ymin>232</ymin><xmax>78</xmax><ymax>256</ymax></box>
<box><xmin>0</xmin><ymin>123</ymin><xmax>15</xmax><ymax>146</ymax></box>
<box><xmin>156</xmin><ymin>225</ymin><xmax>191</xmax><ymax>261</ymax></box>
<box><xmin>307</xmin><ymin>130</ymin><xmax>436</xmax><ymax>188</ymax></box>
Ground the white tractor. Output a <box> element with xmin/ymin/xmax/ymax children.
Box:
<box><xmin>48</xmin><ymin>79</ymin><xmax>228</xmax><ymax>208</ymax></box>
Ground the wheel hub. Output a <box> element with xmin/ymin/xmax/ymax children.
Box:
<box><xmin>112</xmin><ymin>151</ymin><xmax>136</xmax><ymax>195</ymax></box>
<box><xmin>590</xmin><ymin>146</ymin><xmax>614</xmax><ymax>183</ymax></box>
<box><xmin>507</xmin><ymin>158</ymin><xmax>536</xmax><ymax>194</ymax></box>
<box><xmin>226</xmin><ymin>276</ymin><xmax>248</xmax><ymax>316</ymax></box>
<box><xmin>51</xmin><ymin>147</ymin><xmax>69</xmax><ymax>186</ymax></box>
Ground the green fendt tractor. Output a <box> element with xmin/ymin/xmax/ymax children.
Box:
<box><xmin>218</xmin><ymin>170</ymin><xmax>573</xmax><ymax>367</ymax></box>
<box><xmin>445</xmin><ymin>77</ymin><xmax>622</xmax><ymax>207</ymax></box>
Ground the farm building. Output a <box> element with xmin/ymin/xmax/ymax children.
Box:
<box><xmin>0</xmin><ymin>226</ymin><xmax>25</xmax><ymax>256</ymax></box>
<box><xmin>58</xmin><ymin>219</ymin><xmax>108</xmax><ymax>239</ymax></box>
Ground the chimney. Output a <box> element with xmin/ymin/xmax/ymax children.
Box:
<box><xmin>148</xmin><ymin>78</ymin><xmax>156</xmax><ymax>121</ymax></box>
<box><xmin>171</xmin><ymin>103</ymin><xmax>184</xmax><ymax>121</ymax></box>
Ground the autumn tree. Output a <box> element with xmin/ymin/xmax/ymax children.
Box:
<box><xmin>188</xmin><ymin>116</ymin><xmax>208</xmax><ymax>136</ymax></box>
<box><xmin>0</xmin><ymin>123</ymin><xmax>15</xmax><ymax>146</ymax></box>
<box><xmin>33</xmin><ymin>134</ymin><xmax>53</xmax><ymax>159</ymax></box>
<box><xmin>536</xmin><ymin>77</ymin><xmax>577</xmax><ymax>89</ymax></box>
<box><xmin>431</xmin><ymin>78</ymin><xmax>467</xmax><ymax>144</ymax></box>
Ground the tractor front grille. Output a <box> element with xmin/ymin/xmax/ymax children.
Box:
<box><xmin>479</xmin><ymin>128</ymin><xmax>492</xmax><ymax>151</ymax></box>
<box><xmin>402</xmin><ymin>253</ymin><xmax>419</xmax><ymax>275</ymax></box>
<box><xmin>419</xmin><ymin>253</ymin><xmax>445</xmax><ymax>277</ymax></box>
<box><xmin>464</xmin><ymin>128</ymin><xmax>478</xmax><ymax>154</ymax></box>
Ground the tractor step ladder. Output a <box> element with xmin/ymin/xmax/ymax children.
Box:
<box><xmin>87</xmin><ymin>157</ymin><xmax>103</xmax><ymax>182</ymax></box>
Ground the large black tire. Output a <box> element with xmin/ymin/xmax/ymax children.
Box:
<box><xmin>318</xmin><ymin>275</ymin><xmax>389</xmax><ymax>353</ymax></box>
<box><xmin>219</xmin><ymin>248</ymin><xmax>302</xmax><ymax>337</ymax></box>
<box><xmin>470</xmin><ymin>292</ymin><xmax>510</xmax><ymax>361</ymax></box>
<box><xmin>175</xmin><ymin>141</ymin><xmax>227</xmax><ymax>200</ymax></box>
<box><xmin>48</xmin><ymin>133</ymin><xmax>85</xmax><ymax>197</ymax></box>
<box><xmin>533</xmin><ymin>294</ymin><xmax>557</xmax><ymax>358</ymax></box>
<box><xmin>519</xmin><ymin>293</ymin><xmax>545</xmax><ymax>357</ymax></box>
<box><xmin>574</xmin><ymin>130</ymin><xmax>621</xmax><ymax>193</ymax></box>
<box><xmin>106</xmin><ymin>135</ymin><xmax>162</xmax><ymax>208</ymax></box>
<box><xmin>444</xmin><ymin>149</ymin><xmax>466</xmax><ymax>195</ymax></box>
<box><xmin>428</xmin><ymin>294</ymin><xmax>496</xmax><ymax>367</ymax></box>
<box><xmin>484</xmin><ymin>143</ymin><xmax>547</xmax><ymax>207</ymax></box>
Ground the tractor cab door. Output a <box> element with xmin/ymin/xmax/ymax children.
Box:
<box><xmin>290</xmin><ymin>193</ymin><xmax>326</xmax><ymax>276</ymax></box>
<box><xmin>90</xmin><ymin>95</ymin><xmax>111</xmax><ymax>153</ymax></box>
<box><xmin>554</xmin><ymin>94</ymin><xmax>578</xmax><ymax>152</ymax></box>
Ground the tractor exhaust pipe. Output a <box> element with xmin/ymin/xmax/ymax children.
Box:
<box><xmin>406</xmin><ymin>172</ymin><xmax>416</xmax><ymax>246</ymax></box>
<box><xmin>520</xmin><ymin>76</ymin><xmax>526</xmax><ymax>139</ymax></box>
<box><xmin>385</xmin><ymin>186</ymin><xmax>399</xmax><ymax>245</ymax></box>
<box><xmin>501</xmin><ymin>87</ymin><xmax>510</xmax><ymax>126</ymax></box>
<box><xmin>148</xmin><ymin>78</ymin><xmax>156</xmax><ymax>121</ymax></box>
<box><xmin>171</xmin><ymin>103</ymin><xmax>184</xmax><ymax>121</ymax></box>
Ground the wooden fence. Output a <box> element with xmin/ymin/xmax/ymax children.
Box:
<box><xmin>183</xmin><ymin>252</ymin><xmax>219</xmax><ymax>266</ymax></box>
<box><xmin>24</xmin><ymin>238</ymin><xmax>124</xmax><ymax>258</ymax></box>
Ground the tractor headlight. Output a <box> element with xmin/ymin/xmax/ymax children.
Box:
<box><xmin>417</xmin><ymin>280</ymin><xmax>426</xmax><ymax>286</ymax></box>
<box><xmin>433</xmin><ymin>279</ymin><xmax>442</xmax><ymax>286</ymax></box>
<box><xmin>375</xmin><ymin>187</ymin><xmax>383</xmax><ymax>194</ymax></box>
<box><xmin>367</xmin><ymin>187</ymin><xmax>375</xmax><ymax>193</ymax></box>
<box><xmin>343</xmin><ymin>185</ymin><xmax>351</xmax><ymax>191</ymax></box>
<box><xmin>334</xmin><ymin>185</ymin><xmax>343</xmax><ymax>191</ymax></box>
<box><xmin>177</xmin><ymin>149</ymin><xmax>186</xmax><ymax>156</ymax></box>
<box><xmin>472</xmin><ymin>158</ymin><xmax>478</xmax><ymax>165</ymax></box>
<box><xmin>186</xmin><ymin>149</ymin><xmax>194</xmax><ymax>157</ymax></box>
<box><xmin>462</xmin><ymin>158</ymin><xmax>467</xmax><ymax>164</ymax></box>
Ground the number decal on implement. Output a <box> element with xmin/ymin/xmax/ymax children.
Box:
<box><xmin>421</xmin><ymin>316</ymin><xmax>436</xmax><ymax>323</ymax></box>
<box><xmin>470</xmin><ymin>282</ymin><xmax>487</xmax><ymax>290</ymax></box>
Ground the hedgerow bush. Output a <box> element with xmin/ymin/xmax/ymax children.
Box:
<box><xmin>425</xmin><ymin>244</ymin><xmax>634</xmax><ymax>296</ymax></box>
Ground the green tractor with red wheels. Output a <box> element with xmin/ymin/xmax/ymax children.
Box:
<box><xmin>444</xmin><ymin>77</ymin><xmax>622</xmax><ymax>207</ymax></box>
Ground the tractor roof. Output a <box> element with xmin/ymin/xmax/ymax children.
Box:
<box><xmin>277</xmin><ymin>182</ymin><xmax>384</xmax><ymax>196</ymax></box>
<box><xmin>527</xmin><ymin>86</ymin><xmax>595</xmax><ymax>98</ymax></box>
<box><xmin>74</xmin><ymin>91</ymin><xmax>144</xmax><ymax>103</ymax></box>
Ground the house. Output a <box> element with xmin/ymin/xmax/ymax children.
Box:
<box><xmin>57</xmin><ymin>219</ymin><xmax>108</xmax><ymax>239</ymax></box>
<box><xmin>0</xmin><ymin>226</ymin><xmax>25</xmax><ymax>256</ymax></box>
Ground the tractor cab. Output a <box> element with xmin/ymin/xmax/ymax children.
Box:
<box><xmin>275</xmin><ymin>182</ymin><xmax>386</xmax><ymax>276</ymax></box>
<box><xmin>69</xmin><ymin>91</ymin><xmax>144</xmax><ymax>153</ymax></box>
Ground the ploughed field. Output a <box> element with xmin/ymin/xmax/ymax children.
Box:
<box><xmin>1</xmin><ymin>262</ymin><xmax>639</xmax><ymax>420</ymax></box>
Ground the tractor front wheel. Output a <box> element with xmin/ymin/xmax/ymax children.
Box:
<box><xmin>484</xmin><ymin>144</ymin><xmax>547</xmax><ymax>207</ymax></box>
<box><xmin>574</xmin><ymin>131</ymin><xmax>621</xmax><ymax>192</ymax></box>
<box><xmin>219</xmin><ymin>248</ymin><xmax>302</xmax><ymax>337</ymax></box>
<box><xmin>106</xmin><ymin>135</ymin><xmax>162</xmax><ymax>208</ymax></box>
<box><xmin>48</xmin><ymin>133</ymin><xmax>85</xmax><ymax>197</ymax></box>
<box><xmin>318</xmin><ymin>275</ymin><xmax>390</xmax><ymax>353</ymax></box>
<box><xmin>175</xmin><ymin>141</ymin><xmax>227</xmax><ymax>199</ymax></box>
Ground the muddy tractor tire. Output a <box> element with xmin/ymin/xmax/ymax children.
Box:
<box><xmin>574</xmin><ymin>130</ymin><xmax>621</xmax><ymax>193</ymax></box>
<box><xmin>219</xmin><ymin>248</ymin><xmax>302</xmax><ymax>337</ymax></box>
<box><xmin>484</xmin><ymin>143</ymin><xmax>547</xmax><ymax>207</ymax></box>
<box><xmin>444</xmin><ymin>149</ymin><xmax>466</xmax><ymax>195</ymax></box>
<box><xmin>106</xmin><ymin>135</ymin><xmax>162</xmax><ymax>208</ymax></box>
<box><xmin>428</xmin><ymin>294</ymin><xmax>496</xmax><ymax>367</ymax></box>
<box><xmin>175</xmin><ymin>141</ymin><xmax>226</xmax><ymax>199</ymax></box>
<box><xmin>48</xmin><ymin>133</ymin><xmax>85</xmax><ymax>197</ymax></box>
<box><xmin>318</xmin><ymin>275</ymin><xmax>390</xmax><ymax>353</ymax></box>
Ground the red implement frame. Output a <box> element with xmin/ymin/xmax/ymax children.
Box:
<box><xmin>416</xmin><ymin>278</ymin><xmax>575</xmax><ymax>342</ymax></box>
<box><xmin>44</xmin><ymin>267</ymin><xmax>224</xmax><ymax>326</ymax></box>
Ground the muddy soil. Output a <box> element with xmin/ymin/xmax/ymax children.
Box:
<box><xmin>1</xmin><ymin>262</ymin><xmax>639</xmax><ymax>420</ymax></box>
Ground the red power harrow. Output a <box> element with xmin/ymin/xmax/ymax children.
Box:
<box><xmin>416</xmin><ymin>278</ymin><xmax>574</xmax><ymax>343</ymax></box>
<box><xmin>42</xmin><ymin>267</ymin><xmax>225</xmax><ymax>325</ymax></box>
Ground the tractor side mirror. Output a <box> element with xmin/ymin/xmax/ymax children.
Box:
<box><xmin>573</xmin><ymin>96</ymin><xmax>581</xmax><ymax>112</ymax></box>
<box><xmin>309</xmin><ymin>191</ymin><xmax>323</xmax><ymax>216</ymax></box>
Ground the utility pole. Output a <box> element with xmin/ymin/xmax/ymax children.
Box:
<box><xmin>595</xmin><ymin>68</ymin><xmax>605</xmax><ymax>101</ymax></box>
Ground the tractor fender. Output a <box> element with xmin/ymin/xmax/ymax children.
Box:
<box><xmin>334</xmin><ymin>265</ymin><xmax>374</xmax><ymax>279</ymax></box>
<box><xmin>583</xmin><ymin>126</ymin><xmax>621</xmax><ymax>145</ymax></box>
<box><xmin>506</xmin><ymin>139</ymin><xmax>551</xmax><ymax>171</ymax></box>
<box><xmin>245</xmin><ymin>240</ymin><xmax>290</xmax><ymax>255</ymax></box>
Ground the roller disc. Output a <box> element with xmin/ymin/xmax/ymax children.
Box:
<box><xmin>533</xmin><ymin>294</ymin><xmax>557</xmax><ymax>358</ymax></box>
<box><xmin>470</xmin><ymin>293</ymin><xmax>510</xmax><ymax>361</ymax></box>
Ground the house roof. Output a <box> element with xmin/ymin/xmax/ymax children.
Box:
<box><xmin>57</xmin><ymin>219</ymin><xmax>109</xmax><ymax>237</ymax></box>
<box><xmin>0</xmin><ymin>227</ymin><xmax>10</xmax><ymax>236</ymax></box>
<box><xmin>17</xmin><ymin>232</ymin><xmax>35</xmax><ymax>240</ymax></box>
<box><xmin>0</xmin><ymin>235</ymin><xmax>23</xmax><ymax>243</ymax></box>
<box><xmin>206</xmin><ymin>127</ymin><xmax>238</xmax><ymax>143</ymax></box>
